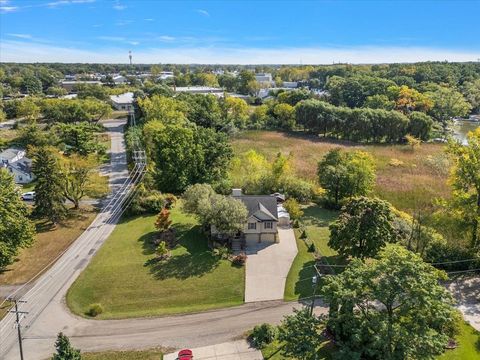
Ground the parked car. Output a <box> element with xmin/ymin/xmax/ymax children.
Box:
<box><xmin>21</xmin><ymin>191</ymin><xmax>36</xmax><ymax>201</ymax></box>
<box><xmin>177</xmin><ymin>349</ymin><xmax>193</xmax><ymax>360</ymax></box>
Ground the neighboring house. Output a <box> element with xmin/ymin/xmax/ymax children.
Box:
<box><xmin>0</xmin><ymin>148</ymin><xmax>34</xmax><ymax>184</ymax></box>
<box><xmin>158</xmin><ymin>71</ymin><xmax>174</xmax><ymax>80</ymax></box>
<box><xmin>60</xmin><ymin>80</ymin><xmax>102</xmax><ymax>92</ymax></box>
<box><xmin>233</xmin><ymin>189</ymin><xmax>279</xmax><ymax>244</ymax></box>
<box><xmin>282</xmin><ymin>81</ymin><xmax>298</xmax><ymax>88</ymax></box>
<box><xmin>110</xmin><ymin>92</ymin><xmax>134</xmax><ymax>111</ymax></box>
<box><xmin>112</xmin><ymin>75</ymin><xmax>128</xmax><ymax>85</ymax></box>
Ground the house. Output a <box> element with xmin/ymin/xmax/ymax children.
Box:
<box><xmin>255</xmin><ymin>73</ymin><xmax>273</xmax><ymax>85</ymax></box>
<box><xmin>282</xmin><ymin>81</ymin><xmax>298</xmax><ymax>88</ymax></box>
<box><xmin>60</xmin><ymin>80</ymin><xmax>102</xmax><ymax>92</ymax></box>
<box><xmin>232</xmin><ymin>189</ymin><xmax>279</xmax><ymax>244</ymax></box>
<box><xmin>112</xmin><ymin>75</ymin><xmax>128</xmax><ymax>85</ymax></box>
<box><xmin>110</xmin><ymin>92</ymin><xmax>134</xmax><ymax>111</ymax></box>
<box><xmin>0</xmin><ymin>148</ymin><xmax>35</xmax><ymax>184</ymax></box>
<box><xmin>158</xmin><ymin>71</ymin><xmax>174</xmax><ymax>80</ymax></box>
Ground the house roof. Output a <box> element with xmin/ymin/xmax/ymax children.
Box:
<box><xmin>0</xmin><ymin>148</ymin><xmax>24</xmax><ymax>161</ymax></box>
<box><xmin>234</xmin><ymin>195</ymin><xmax>278</xmax><ymax>222</ymax></box>
<box><xmin>8</xmin><ymin>159</ymin><xmax>32</xmax><ymax>175</ymax></box>
<box><xmin>110</xmin><ymin>92</ymin><xmax>134</xmax><ymax>105</ymax></box>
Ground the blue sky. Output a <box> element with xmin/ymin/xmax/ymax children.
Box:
<box><xmin>1</xmin><ymin>0</ymin><xmax>479</xmax><ymax>63</ymax></box>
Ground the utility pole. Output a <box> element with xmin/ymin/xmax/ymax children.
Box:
<box><xmin>9</xmin><ymin>298</ymin><xmax>28</xmax><ymax>360</ymax></box>
<box><xmin>309</xmin><ymin>275</ymin><xmax>318</xmax><ymax>316</ymax></box>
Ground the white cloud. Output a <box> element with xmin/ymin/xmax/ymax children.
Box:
<box><xmin>113</xmin><ymin>2</ymin><xmax>126</xmax><ymax>10</ymax></box>
<box><xmin>0</xmin><ymin>5</ymin><xmax>18</xmax><ymax>12</ymax></box>
<box><xmin>144</xmin><ymin>18</ymin><xmax>154</xmax><ymax>21</ymax></box>
<box><xmin>196</xmin><ymin>9</ymin><xmax>209</xmax><ymax>17</ymax></box>
<box><xmin>46</xmin><ymin>0</ymin><xmax>95</xmax><ymax>7</ymax></box>
<box><xmin>8</xmin><ymin>33</ymin><xmax>32</xmax><ymax>39</ymax></box>
<box><xmin>1</xmin><ymin>41</ymin><xmax>479</xmax><ymax>65</ymax></box>
<box><xmin>128</xmin><ymin>41</ymin><xmax>140</xmax><ymax>46</ymax></box>
<box><xmin>115</xmin><ymin>20</ymin><xmax>133</xmax><ymax>26</ymax></box>
<box><xmin>157</xmin><ymin>35</ymin><xmax>175</xmax><ymax>42</ymax></box>
<box><xmin>97</xmin><ymin>36</ymin><xmax>126</xmax><ymax>41</ymax></box>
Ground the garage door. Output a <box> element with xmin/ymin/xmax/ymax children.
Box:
<box><xmin>260</xmin><ymin>233</ymin><xmax>276</xmax><ymax>243</ymax></box>
<box><xmin>245</xmin><ymin>233</ymin><xmax>259</xmax><ymax>248</ymax></box>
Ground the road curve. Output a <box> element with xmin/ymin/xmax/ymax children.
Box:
<box><xmin>1</xmin><ymin>119</ymin><xmax>327</xmax><ymax>360</ymax></box>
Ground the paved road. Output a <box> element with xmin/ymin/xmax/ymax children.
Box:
<box><xmin>245</xmin><ymin>227</ymin><xmax>298</xmax><ymax>302</ymax></box>
<box><xmin>0</xmin><ymin>119</ymin><xmax>131</xmax><ymax>359</ymax></box>
<box><xmin>0</xmin><ymin>118</ymin><xmax>327</xmax><ymax>360</ymax></box>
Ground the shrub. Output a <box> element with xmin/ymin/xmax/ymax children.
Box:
<box><xmin>87</xmin><ymin>303</ymin><xmax>104</xmax><ymax>317</ymax></box>
<box><xmin>250</xmin><ymin>323</ymin><xmax>277</xmax><ymax>348</ymax></box>
<box><xmin>283</xmin><ymin>198</ymin><xmax>304</xmax><ymax>220</ymax></box>
<box><xmin>232</xmin><ymin>253</ymin><xmax>247</xmax><ymax>266</ymax></box>
<box><xmin>308</xmin><ymin>242</ymin><xmax>316</xmax><ymax>253</ymax></box>
<box><xmin>293</xmin><ymin>219</ymin><xmax>300</xmax><ymax>228</ymax></box>
<box><xmin>300</xmin><ymin>229</ymin><xmax>308</xmax><ymax>239</ymax></box>
<box><xmin>128</xmin><ymin>188</ymin><xmax>167</xmax><ymax>215</ymax></box>
<box><xmin>213</xmin><ymin>246</ymin><xmax>231</xmax><ymax>260</ymax></box>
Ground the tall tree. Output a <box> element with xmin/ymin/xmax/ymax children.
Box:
<box><xmin>278</xmin><ymin>308</ymin><xmax>323</xmax><ymax>360</ymax></box>
<box><xmin>52</xmin><ymin>332</ymin><xmax>81</xmax><ymax>360</ymax></box>
<box><xmin>0</xmin><ymin>169</ymin><xmax>35</xmax><ymax>269</ymax></box>
<box><xmin>446</xmin><ymin>128</ymin><xmax>480</xmax><ymax>247</ymax></box>
<box><xmin>428</xmin><ymin>86</ymin><xmax>471</xmax><ymax>134</ymax></box>
<box><xmin>33</xmin><ymin>147</ymin><xmax>67</xmax><ymax>224</ymax></box>
<box><xmin>317</xmin><ymin>149</ymin><xmax>375</xmax><ymax>207</ymax></box>
<box><xmin>61</xmin><ymin>154</ymin><xmax>104</xmax><ymax>209</ymax></box>
<box><xmin>329</xmin><ymin>196</ymin><xmax>397</xmax><ymax>259</ymax></box>
<box><xmin>321</xmin><ymin>244</ymin><xmax>457</xmax><ymax>360</ymax></box>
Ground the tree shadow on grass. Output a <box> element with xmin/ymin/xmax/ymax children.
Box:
<box><xmin>143</xmin><ymin>223</ymin><xmax>221</xmax><ymax>280</ymax></box>
<box><xmin>294</xmin><ymin>260</ymin><xmax>316</xmax><ymax>302</ymax></box>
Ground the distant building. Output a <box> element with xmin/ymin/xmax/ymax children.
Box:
<box><xmin>255</xmin><ymin>73</ymin><xmax>273</xmax><ymax>85</ymax></box>
<box><xmin>60</xmin><ymin>80</ymin><xmax>102</xmax><ymax>92</ymax></box>
<box><xmin>112</xmin><ymin>75</ymin><xmax>128</xmax><ymax>85</ymax></box>
<box><xmin>174</xmin><ymin>86</ymin><xmax>224</xmax><ymax>96</ymax></box>
<box><xmin>110</xmin><ymin>92</ymin><xmax>134</xmax><ymax>111</ymax></box>
<box><xmin>0</xmin><ymin>148</ymin><xmax>35</xmax><ymax>184</ymax></box>
<box><xmin>158</xmin><ymin>71</ymin><xmax>174</xmax><ymax>80</ymax></box>
<box><xmin>282</xmin><ymin>81</ymin><xmax>298</xmax><ymax>88</ymax></box>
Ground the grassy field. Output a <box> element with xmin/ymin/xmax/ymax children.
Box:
<box><xmin>231</xmin><ymin>130</ymin><xmax>449</xmax><ymax>212</ymax></box>
<box><xmin>284</xmin><ymin>206</ymin><xmax>339</xmax><ymax>301</ymax></box>
<box><xmin>262</xmin><ymin>339</ymin><xmax>334</xmax><ymax>360</ymax></box>
<box><xmin>67</xmin><ymin>207</ymin><xmax>245</xmax><ymax>319</ymax></box>
<box><xmin>82</xmin><ymin>348</ymin><xmax>164</xmax><ymax>360</ymax></box>
<box><xmin>0</xmin><ymin>207</ymin><xmax>98</xmax><ymax>286</ymax></box>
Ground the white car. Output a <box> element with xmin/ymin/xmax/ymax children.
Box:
<box><xmin>21</xmin><ymin>191</ymin><xmax>36</xmax><ymax>201</ymax></box>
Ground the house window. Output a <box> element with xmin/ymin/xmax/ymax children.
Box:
<box><xmin>248</xmin><ymin>223</ymin><xmax>257</xmax><ymax>230</ymax></box>
<box><xmin>264</xmin><ymin>222</ymin><xmax>273</xmax><ymax>229</ymax></box>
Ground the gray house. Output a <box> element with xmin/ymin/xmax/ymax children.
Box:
<box><xmin>0</xmin><ymin>148</ymin><xmax>34</xmax><ymax>184</ymax></box>
<box><xmin>232</xmin><ymin>189</ymin><xmax>279</xmax><ymax>245</ymax></box>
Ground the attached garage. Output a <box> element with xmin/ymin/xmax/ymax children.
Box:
<box><xmin>277</xmin><ymin>205</ymin><xmax>290</xmax><ymax>227</ymax></box>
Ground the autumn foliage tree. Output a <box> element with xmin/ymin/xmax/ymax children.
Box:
<box><xmin>155</xmin><ymin>208</ymin><xmax>172</xmax><ymax>232</ymax></box>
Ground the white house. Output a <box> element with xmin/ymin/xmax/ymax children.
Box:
<box><xmin>174</xmin><ymin>86</ymin><xmax>224</xmax><ymax>96</ymax></box>
<box><xmin>158</xmin><ymin>71</ymin><xmax>174</xmax><ymax>80</ymax></box>
<box><xmin>0</xmin><ymin>148</ymin><xmax>35</xmax><ymax>184</ymax></box>
<box><xmin>282</xmin><ymin>81</ymin><xmax>298</xmax><ymax>88</ymax></box>
<box><xmin>110</xmin><ymin>92</ymin><xmax>134</xmax><ymax>111</ymax></box>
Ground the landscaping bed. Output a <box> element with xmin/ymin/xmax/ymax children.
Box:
<box><xmin>67</xmin><ymin>207</ymin><xmax>245</xmax><ymax>319</ymax></box>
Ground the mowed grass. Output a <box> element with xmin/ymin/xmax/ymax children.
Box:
<box><xmin>231</xmin><ymin>130</ymin><xmax>449</xmax><ymax>212</ymax></box>
<box><xmin>439</xmin><ymin>321</ymin><xmax>480</xmax><ymax>360</ymax></box>
<box><xmin>262</xmin><ymin>339</ymin><xmax>335</xmax><ymax>360</ymax></box>
<box><xmin>82</xmin><ymin>348</ymin><xmax>164</xmax><ymax>360</ymax></box>
<box><xmin>67</xmin><ymin>207</ymin><xmax>245</xmax><ymax>319</ymax></box>
<box><xmin>0</xmin><ymin>207</ymin><xmax>98</xmax><ymax>286</ymax></box>
<box><xmin>284</xmin><ymin>206</ymin><xmax>339</xmax><ymax>301</ymax></box>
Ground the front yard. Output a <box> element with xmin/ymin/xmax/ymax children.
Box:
<box><xmin>284</xmin><ymin>205</ymin><xmax>339</xmax><ymax>301</ymax></box>
<box><xmin>67</xmin><ymin>207</ymin><xmax>245</xmax><ymax>319</ymax></box>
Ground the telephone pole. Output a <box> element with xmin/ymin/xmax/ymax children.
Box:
<box><xmin>9</xmin><ymin>298</ymin><xmax>28</xmax><ymax>360</ymax></box>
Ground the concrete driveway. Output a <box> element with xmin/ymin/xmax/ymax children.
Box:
<box><xmin>447</xmin><ymin>276</ymin><xmax>480</xmax><ymax>331</ymax></box>
<box><xmin>164</xmin><ymin>340</ymin><xmax>263</xmax><ymax>360</ymax></box>
<box><xmin>244</xmin><ymin>227</ymin><xmax>298</xmax><ymax>302</ymax></box>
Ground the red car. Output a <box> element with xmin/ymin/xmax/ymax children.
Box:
<box><xmin>177</xmin><ymin>349</ymin><xmax>193</xmax><ymax>360</ymax></box>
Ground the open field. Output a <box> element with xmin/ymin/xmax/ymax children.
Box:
<box><xmin>0</xmin><ymin>207</ymin><xmax>98</xmax><ymax>286</ymax></box>
<box><xmin>231</xmin><ymin>130</ymin><xmax>450</xmax><ymax>212</ymax></box>
<box><xmin>284</xmin><ymin>205</ymin><xmax>339</xmax><ymax>301</ymax></box>
<box><xmin>67</xmin><ymin>207</ymin><xmax>245</xmax><ymax>319</ymax></box>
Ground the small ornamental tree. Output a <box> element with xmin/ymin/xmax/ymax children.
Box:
<box><xmin>329</xmin><ymin>196</ymin><xmax>397</xmax><ymax>259</ymax></box>
<box><xmin>155</xmin><ymin>208</ymin><xmax>172</xmax><ymax>232</ymax></box>
<box><xmin>52</xmin><ymin>332</ymin><xmax>81</xmax><ymax>360</ymax></box>
<box><xmin>283</xmin><ymin>198</ymin><xmax>304</xmax><ymax>220</ymax></box>
<box><xmin>155</xmin><ymin>241</ymin><xmax>169</xmax><ymax>260</ymax></box>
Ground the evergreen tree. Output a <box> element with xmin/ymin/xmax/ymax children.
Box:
<box><xmin>33</xmin><ymin>147</ymin><xmax>66</xmax><ymax>224</ymax></box>
<box><xmin>52</xmin><ymin>332</ymin><xmax>81</xmax><ymax>360</ymax></box>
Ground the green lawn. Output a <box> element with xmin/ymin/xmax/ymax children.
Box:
<box><xmin>439</xmin><ymin>321</ymin><xmax>480</xmax><ymax>360</ymax></box>
<box><xmin>284</xmin><ymin>206</ymin><xmax>339</xmax><ymax>301</ymax></box>
<box><xmin>82</xmin><ymin>349</ymin><xmax>164</xmax><ymax>360</ymax></box>
<box><xmin>67</xmin><ymin>207</ymin><xmax>245</xmax><ymax>319</ymax></box>
<box><xmin>262</xmin><ymin>339</ymin><xmax>334</xmax><ymax>360</ymax></box>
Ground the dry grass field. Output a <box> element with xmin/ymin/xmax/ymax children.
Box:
<box><xmin>231</xmin><ymin>130</ymin><xmax>450</xmax><ymax>212</ymax></box>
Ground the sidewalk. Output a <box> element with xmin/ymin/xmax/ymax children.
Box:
<box><xmin>163</xmin><ymin>340</ymin><xmax>263</xmax><ymax>360</ymax></box>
